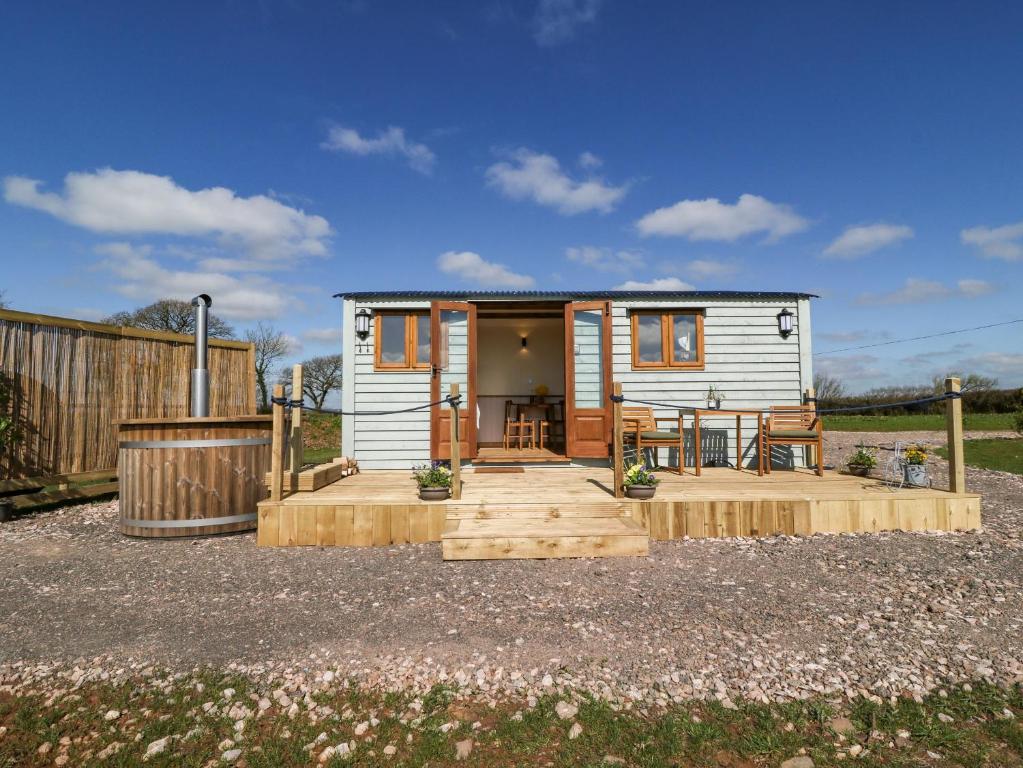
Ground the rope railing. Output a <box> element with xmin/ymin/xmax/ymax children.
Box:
<box><xmin>610</xmin><ymin>391</ymin><xmax>962</xmax><ymax>416</ymax></box>
<box><xmin>269</xmin><ymin>394</ymin><xmax>461</xmax><ymax>418</ymax></box>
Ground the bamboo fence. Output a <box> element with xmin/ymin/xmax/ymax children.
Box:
<box><xmin>0</xmin><ymin>308</ymin><xmax>256</xmax><ymax>479</ymax></box>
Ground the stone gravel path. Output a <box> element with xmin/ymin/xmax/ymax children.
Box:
<box><xmin>1</xmin><ymin>431</ymin><xmax>1020</xmax><ymax>707</ymax></box>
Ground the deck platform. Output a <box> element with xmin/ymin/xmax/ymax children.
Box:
<box><xmin>256</xmin><ymin>467</ymin><xmax>982</xmax><ymax>559</ymax></box>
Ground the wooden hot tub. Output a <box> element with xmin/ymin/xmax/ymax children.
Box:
<box><xmin>116</xmin><ymin>415</ymin><xmax>273</xmax><ymax>537</ymax></box>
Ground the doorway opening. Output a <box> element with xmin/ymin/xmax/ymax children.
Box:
<box><xmin>474</xmin><ymin>303</ymin><xmax>568</xmax><ymax>464</ymax></box>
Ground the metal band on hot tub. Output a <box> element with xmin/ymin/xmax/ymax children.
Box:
<box><xmin>118</xmin><ymin>437</ymin><xmax>272</xmax><ymax>449</ymax></box>
<box><xmin>120</xmin><ymin>513</ymin><xmax>258</xmax><ymax>528</ymax></box>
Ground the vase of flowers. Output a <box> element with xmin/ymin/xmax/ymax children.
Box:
<box><xmin>412</xmin><ymin>462</ymin><xmax>453</xmax><ymax>500</ymax></box>
<box><xmin>903</xmin><ymin>445</ymin><xmax>929</xmax><ymax>487</ymax></box>
<box><xmin>846</xmin><ymin>445</ymin><xmax>877</xmax><ymax>477</ymax></box>
<box><xmin>534</xmin><ymin>383</ymin><xmax>549</xmax><ymax>404</ymax></box>
<box><xmin>704</xmin><ymin>385</ymin><xmax>724</xmax><ymax>410</ymax></box>
<box><xmin>623</xmin><ymin>462</ymin><xmax>659</xmax><ymax>499</ymax></box>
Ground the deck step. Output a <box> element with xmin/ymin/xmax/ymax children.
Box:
<box><xmin>442</xmin><ymin>515</ymin><xmax>649</xmax><ymax>560</ymax></box>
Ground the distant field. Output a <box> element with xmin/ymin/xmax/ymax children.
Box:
<box><xmin>825</xmin><ymin>413</ymin><xmax>1015</xmax><ymax>432</ymax></box>
<box><xmin>937</xmin><ymin>438</ymin><xmax>1023</xmax><ymax>476</ymax></box>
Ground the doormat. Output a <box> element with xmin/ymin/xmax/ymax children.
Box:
<box><xmin>472</xmin><ymin>466</ymin><xmax>526</xmax><ymax>473</ymax></box>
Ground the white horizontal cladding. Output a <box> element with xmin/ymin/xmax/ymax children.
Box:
<box><xmin>610</xmin><ymin>298</ymin><xmax>809</xmax><ymax>467</ymax></box>
<box><xmin>350</xmin><ymin>299</ymin><xmax>434</xmax><ymax>469</ymax></box>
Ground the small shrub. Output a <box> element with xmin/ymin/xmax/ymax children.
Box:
<box><xmin>847</xmin><ymin>445</ymin><xmax>877</xmax><ymax>468</ymax></box>
<box><xmin>412</xmin><ymin>462</ymin><xmax>452</xmax><ymax>489</ymax></box>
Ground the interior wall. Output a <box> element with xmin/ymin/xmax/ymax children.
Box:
<box><xmin>477</xmin><ymin>317</ymin><xmax>565</xmax><ymax>395</ymax></box>
<box><xmin>476</xmin><ymin>317</ymin><xmax>565</xmax><ymax>445</ymax></box>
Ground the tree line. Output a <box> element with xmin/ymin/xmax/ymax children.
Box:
<box><xmin>813</xmin><ymin>372</ymin><xmax>1022</xmax><ymax>414</ymax></box>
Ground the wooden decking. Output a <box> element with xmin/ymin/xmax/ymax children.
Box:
<box><xmin>256</xmin><ymin>467</ymin><xmax>982</xmax><ymax>559</ymax></box>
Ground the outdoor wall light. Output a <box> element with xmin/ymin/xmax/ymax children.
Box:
<box><xmin>521</xmin><ymin>336</ymin><xmax>528</xmax><ymax>350</ymax></box>
<box><xmin>777</xmin><ymin>308</ymin><xmax>794</xmax><ymax>339</ymax></box>
<box><xmin>355</xmin><ymin>308</ymin><xmax>372</xmax><ymax>340</ymax></box>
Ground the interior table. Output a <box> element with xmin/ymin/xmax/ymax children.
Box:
<box><xmin>692</xmin><ymin>408</ymin><xmax>764</xmax><ymax>476</ymax></box>
<box><xmin>518</xmin><ymin>404</ymin><xmax>554</xmax><ymax>449</ymax></box>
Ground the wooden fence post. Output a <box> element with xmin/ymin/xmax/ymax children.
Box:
<box><xmin>270</xmin><ymin>383</ymin><xmax>285</xmax><ymax>502</ymax></box>
<box><xmin>449</xmin><ymin>383</ymin><xmax>461</xmax><ymax>500</ymax></box>
<box><xmin>612</xmin><ymin>382</ymin><xmax>624</xmax><ymax>498</ymax></box>
<box><xmin>945</xmin><ymin>377</ymin><xmax>965</xmax><ymax>493</ymax></box>
<box><xmin>288</xmin><ymin>364</ymin><xmax>304</xmax><ymax>472</ymax></box>
<box><xmin>805</xmin><ymin>386</ymin><xmax>817</xmax><ymax>471</ymax></box>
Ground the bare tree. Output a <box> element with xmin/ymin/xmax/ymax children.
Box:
<box><xmin>247</xmin><ymin>322</ymin><xmax>291</xmax><ymax>410</ymax></box>
<box><xmin>931</xmin><ymin>372</ymin><xmax>997</xmax><ymax>394</ymax></box>
<box><xmin>299</xmin><ymin>354</ymin><xmax>343</xmax><ymax>410</ymax></box>
<box><xmin>0</xmin><ymin>290</ymin><xmax>8</xmax><ymax>309</ymax></box>
<box><xmin>813</xmin><ymin>372</ymin><xmax>845</xmax><ymax>403</ymax></box>
<box><xmin>105</xmin><ymin>299</ymin><xmax>235</xmax><ymax>338</ymax></box>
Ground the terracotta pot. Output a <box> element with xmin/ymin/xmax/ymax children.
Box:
<box><xmin>904</xmin><ymin>465</ymin><xmax>928</xmax><ymax>487</ymax></box>
<box><xmin>418</xmin><ymin>486</ymin><xmax>451</xmax><ymax>501</ymax></box>
<box><xmin>625</xmin><ymin>484</ymin><xmax>657</xmax><ymax>500</ymax></box>
<box><xmin>846</xmin><ymin>464</ymin><xmax>871</xmax><ymax>477</ymax></box>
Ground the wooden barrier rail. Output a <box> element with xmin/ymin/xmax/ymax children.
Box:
<box><xmin>0</xmin><ymin>469</ymin><xmax>118</xmax><ymax>510</ymax></box>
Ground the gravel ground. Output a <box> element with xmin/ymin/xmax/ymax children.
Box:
<box><xmin>1</xmin><ymin>430</ymin><xmax>1020</xmax><ymax>709</ymax></box>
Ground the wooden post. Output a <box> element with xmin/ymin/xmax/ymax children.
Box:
<box><xmin>288</xmin><ymin>364</ymin><xmax>304</xmax><ymax>472</ymax></box>
<box><xmin>805</xmin><ymin>386</ymin><xmax>817</xmax><ymax>471</ymax></box>
<box><xmin>945</xmin><ymin>377</ymin><xmax>965</xmax><ymax>493</ymax></box>
<box><xmin>612</xmin><ymin>382</ymin><xmax>624</xmax><ymax>498</ymax></box>
<box><xmin>270</xmin><ymin>383</ymin><xmax>285</xmax><ymax>502</ymax></box>
<box><xmin>449</xmin><ymin>383</ymin><xmax>461</xmax><ymax>500</ymax></box>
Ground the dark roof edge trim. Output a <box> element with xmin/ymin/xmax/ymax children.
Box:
<box><xmin>333</xmin><ymin>290</ymin><xmax>819</xmax><ymax>300</ymax></box>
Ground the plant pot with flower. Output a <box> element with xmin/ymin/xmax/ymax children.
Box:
<box><xmin>412</xmin><ymin>462</ymin><xmax>453</xmax><ymax>501</ymax></box>
<box><xmin>846</xmin><ymin>445</ymin><xmax>877</xmax><ymax>477</ymax></box>
<box><xmin>623</xmin><ymin>462</ymin><xmax>659</xmax><ymax>499</ymax></box>
<box><xmin>903</xmin><ymin>445</ymin><xmax>929</xmax><ymax>487</ymax></box>
<box><xmin>704</xmin><ymin>385</ymin><xmax>724</xmax><ymax>410</ymax></box>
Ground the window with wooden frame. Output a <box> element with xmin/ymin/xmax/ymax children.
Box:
<box><xmin>630</xmin><ymin>310</ymin><xmax>704</xmax><ymax>369</ymax></box>
<box><xmin>374</xmin><ymin>311</ymin><xmax>431</xmax><ymax>371</ymax></box>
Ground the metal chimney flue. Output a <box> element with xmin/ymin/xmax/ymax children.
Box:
<box><xmin>191</xmin><ymin>294</ymin><xmax>212</xmax><ymax>417</ymax></box>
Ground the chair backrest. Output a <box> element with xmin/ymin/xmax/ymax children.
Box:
<box><xmin>622</xmin><ymin>406</ymin><xmax>656</xmax><ymax>433</ymax></box>
<box><xmin>768</xmin><ymin>405</ymin><xmax>817</xmax><ymax>429</ymax></box>
<box><xmin>504</xmin><ymin>400</ymin><xmax>517</xmax><ymax>421</ymax></box>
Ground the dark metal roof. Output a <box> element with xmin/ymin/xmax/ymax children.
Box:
<box><xmin>334</xmin><ymin>290</ymin><xmax>818</xmax><ymax>300</ymax></box>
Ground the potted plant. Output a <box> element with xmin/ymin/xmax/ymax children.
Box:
<box><xmin>846</xmin><ymin>445</ymin><xmax>877</xmax><ymax>477</ymax></box>
<box><xmin>412</xmin><ymin>462</ymin><xmax>453</xmax><ymax>501</ymax></box>
<box><xmin>904</xmin><ymin>445</ymin><xmax>929</xmax><ymax>487</ymax></box>
<box><xmin>704</xmin><ymin>385</ymin><xmax>724</xmax><ymax>410</ymax></box>
<box><xmin>623</xmin><ymin>462</ymin><xmax>659</xmax><ymax>499</ymax></box>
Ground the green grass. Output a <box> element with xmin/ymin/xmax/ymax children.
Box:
<box><xmin>825</xmin><ymin>412</ymin><xmax>1016</xmax><ymax>432</ymax></box>
<box><xmin>302</xmin><ymin>446</ymin><xmax>341</xmax><ymax>465</ymax></box>
<box><xmin>1</xmin><ymin>673</ymin><xmax>1020</xmax><ymax>767</ymax></box>
<box><xmin>936</xmin><ymin>438</ymin><xmax>1023</xmax><ymax>476</ymax></box>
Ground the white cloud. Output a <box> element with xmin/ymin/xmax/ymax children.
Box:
<box><xmin>661</xmin><ymin>258</ymin><xmax>740</xmax><ymax>280</ymax></box>
<box><xmin>485</xmin><ymin>149</ymin><xmax>627</xmax><ymax>215</ymax></box>
<box><xmin>814</xmin><ymin>354</ymin><xmax>887</xmax><ymax>384</ymax></box>
<box><xmin>636</xmin><ymin>193</ymin><xmax>809</xmax><ymax>242</ymax></box>
<box><xmin>958</xmin><ymin>352</ymin><xmax>1023</xmax><ymax>380</ymax></box>
<box><xmin>817</xmin><ymin>329</ymin><xmax>874</xmax><ymax>344</ymax></box>
<box><xmin>303</xmin><ymin>327</ymin><xmax>341</xmax><ymax>343</ymax></box>
<box><xmin>613</xmin><ymin>277</ymin><xmax>695</xmax><ymax>291</ymax></box>
<box><xmin>578</xmin><ymin>151</ymin><xmax>602</xmax><ymax>169</ymax></box>
<box><xmin>565</xmin><ymin>245</ymin><xmax>643</xmax><ymax>273</ymax></box>
<box><xmin>960</xmin><ymin>220</ymin><xmax>1023</xmax><ymax>261</ymax></box>
<box><xmin>321</xmin><ymin>124</ymin><xmax>436</xmax><ymax>174</ymax></box>
<box><xmin>533</xmin><ymin>0</ymin><xmax>600</xmax><ymax>46</ymax></box>
<box><xmin>437</xmin><ymin>251</ymin><xmax>535</xmax><ymax>288</ymax></box>
<box><xmin>957</xmin><ymin>278</ymin><xmax>995</xmax><ymax>298</ymax></box>
<box><xmin>3</xmin><ymin>169</ymin><xmax>331</xmax><ymax>263</ymax></box>
<box><xmin>95</xmin><ymin>242</ymin><xmax>297</xmax><ymax>321</ymax></box>
<box><xmin>856</xmin><ymin>277</ymin><xmax>994</xmax><ymax>305</ymax></box>
<box><xmin>822</xmin><ymin>222</ymin><xmax>914</xmax><ymax>259</ymax></box>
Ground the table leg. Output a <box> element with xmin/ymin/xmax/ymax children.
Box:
<box><xmin>736</xmin><ymin>415</ymin><xmax>742</xmax><ymax>472</ymax></box>
<box><xmin>757</xmin><ymin>414</ymin><xmax>764</xmax><ymax>476</ymax></box>
<box><xmin>694</xmin><ymin>412</ymin><xmax>702</xmax><ymax>477</ymax></box>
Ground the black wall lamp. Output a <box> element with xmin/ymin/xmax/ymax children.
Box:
<box><xmin>355</xmin><ymin>308</ymin><xmax>372</xmax><ymax>340</ymax></box>
<box><xmin>777</xmin><ymin>308</ymin><xmax>794</xmax><ymax>339</ymax></box>
<box><xmin>521</xmin><ymin>336</ymin><xmax>528</xmax><ymax>350</ymax></box>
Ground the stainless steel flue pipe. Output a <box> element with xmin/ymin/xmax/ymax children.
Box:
<box><xmin>190</xmin><ymin>294</ymin><xmax>212</xmax><ymax>417</ymax></box>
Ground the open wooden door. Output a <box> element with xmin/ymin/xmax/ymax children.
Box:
<box><xmin>564</xmin><ymin>300</ymin><xmax>613</xmax><ymax>458</ymax></box>
<box><xmin>430</xmin><ymin>301</ymin><xmax>477</xmax><ymax>460</ymax></box>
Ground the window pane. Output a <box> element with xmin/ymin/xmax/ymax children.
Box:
<box><xmin>574</xmin><ymin>308</ymin><xmax>603</xmax><ymax>408</ymax></box>
<box><xmin>415</xmin><ymin>314</ymin><xmax>431</xmax><ymax>365</ymax></box>
<box><xmin>439</xmin><ymin>310</ymin><xmax>467</xmax><ymax>409</ymax></box>
<box><xmin>672</xmin><ymin>314</ymin><xmax>697</xmax><ymax>362</ymax></box>
<box><xmin>635</xmin><ymin>314</ymin><xmax>663</xmax><ymax>363</ymax></box>
<box><xmin>378</xmin><ymin>314</ymin><xmax>407</xmax><ymax>364</ymax></box>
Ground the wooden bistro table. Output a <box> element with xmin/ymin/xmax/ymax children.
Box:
<box><xmin>692</xmin><ymin>408</ymin><xmax>764</xmax><ymax>476</ymax></box>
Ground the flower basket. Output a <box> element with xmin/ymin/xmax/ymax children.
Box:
<box><xmin>623</xmin><ymin>462</ymin><xmax>659</xmax><ymax>499</ymax></box>
<box><xmin>625</xmin><ymin>484</ymin><xmax>657</xmax><ymax>500</ymax></box>
<box><xmin>845</xmin><ymin>446</ymin><xmax>876</xmax><ymax>477</ymax></box>
<box><xmin>904</xmin><ymin>465</ymin><xmax>928</xmax><ymax>487</ymax></box>
<box><xmin>846</xmin><ymin>464</ymin><xmax>871</xmax><ymax>477</ymax></box>
<box><xmin>412</xmin><ymin>462</ymin><xmax>453</xmax><ymax>500</ymax></box>
<box><xmin>418</xmin><ymin>487</ymin><xmax>451</xmax><ymax>501</ymax></box>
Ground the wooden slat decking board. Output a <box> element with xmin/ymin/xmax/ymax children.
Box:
<box><xmin>256</xmin><ymin>467</ymin><xmax>981</xmax><ymax>553</ymax></box>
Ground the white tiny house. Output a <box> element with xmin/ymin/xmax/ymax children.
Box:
<box><xmin>339</xmin><ymin>291</ymin><xmax>815</xmax><ymax>470</ymax></box>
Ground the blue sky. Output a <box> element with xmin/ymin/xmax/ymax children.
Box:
<box><xmin>1</xmin><ymin>0</ymin><xmax>1021</xmax><ymax>392</ymax></box>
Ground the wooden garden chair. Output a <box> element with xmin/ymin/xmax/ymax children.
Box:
<box><xmin>762</xmin><ymin>405</ymin><xmax>823</xmax><ymax>476</ymax></box>
<box><xmin>503</xmin><ymin>400</ymin><xmax>534</xmax><ymax>450</ymax></box>
<box><xmin>622</xmin><ymin>406</ymin><xmax>686</xmax><ymax>473</ymax></box>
